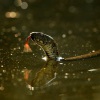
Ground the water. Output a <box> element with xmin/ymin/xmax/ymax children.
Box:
<box><xmin>0</xmin><ymin>0</ymin><xmax>100</xmax><ymax>100</ymax></box>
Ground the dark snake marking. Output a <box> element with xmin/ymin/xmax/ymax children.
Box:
<box><xmin>30</xmin><ymin>32</ymin><xmax>59</xmax><ymax>60</ymax></box>
<box><xmin>26</xmin><ymin>32</ymin><xmax>100</xmax><ymax>61</ymax></box>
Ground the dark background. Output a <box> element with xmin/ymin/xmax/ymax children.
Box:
<box><xmin>0</xmin><ymin>0</ymin><xmax>100</xmax><ymax>100</ymax></box>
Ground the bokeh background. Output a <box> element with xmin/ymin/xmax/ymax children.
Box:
<box><xmin>0</xmin><ymin>0</ymin><xmax>100</xmax><ymax>100</ymax></box>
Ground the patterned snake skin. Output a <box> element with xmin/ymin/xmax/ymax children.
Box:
<box><xmin>30</xmin><ymin>32</ymin><xmax>59</xmax><ymax>60</ymax></box>
<box><xmin>25</xmin><ymin>32</ymin><xmax>100</xmax><ymax>61</ymax></box>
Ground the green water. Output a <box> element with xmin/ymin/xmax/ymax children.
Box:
<box><xmin>0</xmin><ymin>0</ymin><xmax>100</xmax><ymax>100</ymax></box>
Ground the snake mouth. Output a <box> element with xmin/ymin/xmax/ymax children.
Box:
<box><xmin>23</xmin><ymin>36</ymin><xmax>32</xmax><ymax>52</ymax></box>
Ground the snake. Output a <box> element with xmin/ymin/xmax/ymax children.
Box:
<box><xmin>24</xmin><ymin>32</ymin><xmax>100</xmax><ymax>61</ymax></box>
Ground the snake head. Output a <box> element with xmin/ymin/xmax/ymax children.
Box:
<box><xmin>24</xmin><ymin>32</ymin><xmax>59</xmax><ymax>60</ymax></box>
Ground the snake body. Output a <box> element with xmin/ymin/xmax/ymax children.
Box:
<box><xmin>25</xmin><ymin>32</ymin><xmax>100</xmax><ymax>61</ymax></box>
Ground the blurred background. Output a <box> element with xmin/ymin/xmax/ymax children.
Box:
<box><xmin>0</xmin><ymin>0</ymin><xmax>100</xmax><ymax>100</ymax></box>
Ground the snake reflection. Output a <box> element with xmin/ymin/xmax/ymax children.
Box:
<box><xmin>24</xmin><ymin>60</ymin><xmax>58</xmax><ymax>89</ymax></box>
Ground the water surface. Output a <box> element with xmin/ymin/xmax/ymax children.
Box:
<box><xmin>0</xmin><ymin>0</ymin><xmax>100</xmax><ymax>100</ymax></box>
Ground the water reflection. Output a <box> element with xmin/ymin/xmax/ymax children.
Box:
<box><xmin>0</xmin><ymin>0</ymin><xmax>100</xmax><ymax>100</ymax></box>
<box><xmin>31</xmin><ymin>60</ymin><xmax>58</xmax><ymax>88</ymax></box>
<box><xmin>5</xmin><ymin>12</ymin><xmax>20</xmax><ymax>18</ymax></box>
<box><xmin>0</xmin><ymin>53</ymin><xmax>100</xmax><ymax>100</ymax></box>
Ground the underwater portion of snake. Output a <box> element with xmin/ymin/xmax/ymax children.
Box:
<box><xmin>24</xmin><ymin>32</ymin><xmax>100</xmax><ymax>61</ymax></box>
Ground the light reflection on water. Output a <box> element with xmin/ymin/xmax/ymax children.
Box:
<box><xmin>0</xmin><ymin>1</ymin><xmax>100</xmax><ymax>99</ymax></box>
<box><xmin>0</xmin><ymin>27</ymin><xmax>100</xmax><ymax>100</ymax></box>
<box><xmin>0</xmin><ymin>26</ymin><xmax>100</xmax><ymax>100</ymax></box>
<box><xmin>0</xmin><ymin>49</ymin><xmax>100</xmax><ymax>100</ymax></box>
